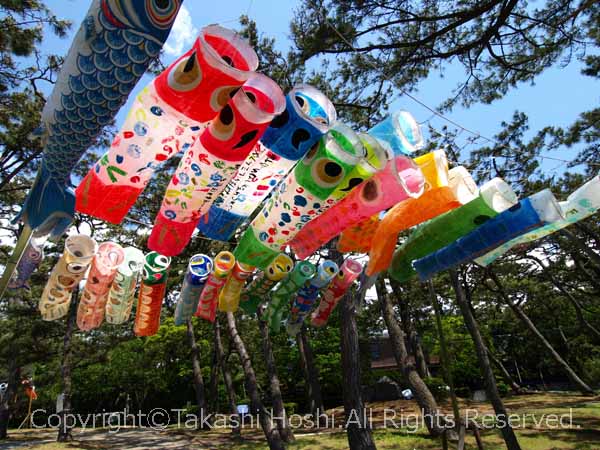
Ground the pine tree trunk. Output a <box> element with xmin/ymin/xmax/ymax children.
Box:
<box><xmin>411</xmin><ymin>329</ymin><xmax>430</xmax><ymax>379</ymax></box>
<box><xmin>376</xmin><ymin>280</ymin><xmax>446</xmax><ymax>437</ymax></box>
<box><xmin>427</xmin><ymin>281</ymin><xmax>461</xmax><ymax>426</ymax></box>
<box><xmin>486</xmin><ymin>269</ymin><xmax>594</xmax><ymax>395</ymax></box>
<box><xmin>527</xmin><ymin>256</ymin><xmax>600</xmax><ymax>342</ymax></box>
<box><xmin>208</xmin><ymin>337</ymin><xmax>220</xmax><ymax>414</ymax></box>
<box><xmin>186</xmin><ymin>318</ymin><xmax>209</xmax><ymax>428</ymax></box>
<box><xmin>0</xmin><ymin>356</ymin><xmax>19</xmax><ymax>440</ymax></box>
<box><xmin>296</xmin><ymin>325</ymin><xmax>325</xmax><ymax>424</ymax></box>
<box><xmin>214</xmin><ymin>318</ymin><xmax>240</xmax><ymax>435</ymax></box>
<box><xmin>225</xmin><ymin>312</ymin><xmax>285</xmax><ymax>450</ymax></box>
<box><xmin>449</xmin><ymin>269</ymin><xmax>522</xmax><ymax>450</ymax></box>
<box><xmin>57</xmin><ymin>288</ymin><xmax>78</xmax><ymax>442</ymax></box>
<box><xmin>486</xmin><ymin>349</ymin><xmax>526</xmax><ymax>395</ymax></box>
<box><xmin>339</xmin><ymin>289</ymin><xmax>377</xmax><ymax>450</ymax></box>
<box><xmin>257</xmin><ymin>308</ymin><xmax>295</xmax><ymax>443</ymax></box>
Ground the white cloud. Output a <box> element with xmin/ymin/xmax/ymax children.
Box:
<box><xmin>163</xmin><ymin>6</ymin><xmax>198</xmax><ymax>57</ymax></box>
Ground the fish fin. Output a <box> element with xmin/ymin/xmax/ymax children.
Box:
<box><xmin>15</xmin><ymin>168</ymin><xmax>75</xmax><ymax>237</ymax></box>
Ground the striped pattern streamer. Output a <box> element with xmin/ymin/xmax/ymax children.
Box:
<box><xmin>134</xmin><ymin>252</ymin><xmax>171</xmax><ymax>337</ymax></box>
<box><xmin>265</xmin><ymin>261</ymin><xmax>316</xmax><ymax>333</ymax></box>
<box><xmin>106</xmin><ymin>247</ymin><xmax>145</xmax><ymax>325</ymax></box>
<box><xmin>239</xmin><ymin>253</ymin><xmax>294</xmax><ymax>315</ymax></box>
<box><xmin>174</xmin><ymin>254</ymin><xmax>213</xmax><ymax>325</ymax></box>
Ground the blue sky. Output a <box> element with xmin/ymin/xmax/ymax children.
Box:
<box><xmin>42</xmin><ymin>0</ymin><xmax>599</xmax><ymax>178</ymax></box>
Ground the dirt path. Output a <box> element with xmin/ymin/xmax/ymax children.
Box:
<box><xmin>3</xmin><ymin>427</ymin><xmax>263</xmax><ymax>450</ymax></box>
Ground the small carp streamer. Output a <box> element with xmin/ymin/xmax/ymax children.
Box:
<box><xmin>286</xmin><ymin>260</ymin><xmax>338</xmax><ymax>336</ymax></box>
<box><xmin>197</xmin><ymin>84</ymin><xmax>336</xmax><ymax>241</ymax></box>
<box><xmin>105</xmin><ymin>247</ymin><xmax>145</xmax><ymax>325</ymax></box>
<box><xmin>414</xmin><ymin>190</ymin><xmax>565</xmax><ymax>280</ymax></box>
<box><xmin>265</xmin><ymin>261</ymin><xmax>315</xmax><ymax>333</ymax></box>
<box><xmin>368</xmin><ymin>110</ymin><xmax>423</xmax><ymax>156</ymax></box>
<box><xmin>239</xmin><ymin>253</ymin><xmax>294</xmax><ymax>315</ymax></box>
<box><xmin>8</xmin><ymin>238</ymin><xmax>45</xmax><ymax>290</ymax></box>
<box><xmin>148</xmin><ymin>73</ymin><xmax>285</xmax><ymax>256</ymax></box>
<box><xmin>134</xmin><ymin>252</ymin><xmax>171</xmax><ymax>337</ymax></box>
<box><xmin>389</xmin><ymin>178</ymin><xmax>517</xmax><ymax>282</ymax></box>
<box><xmin>290</xmin><ymin>144</ymin><xmax>425</xmax><ymax>259</ymax></box>
<box><xmin>475</xmin><ymin>172</ymin><xmax>600</xmax><ymax>266</ymax></box>
<box><xmin>40</xmin><ymin>235</ymin><xmax>97</xmax><ymax>321</ymax></box>
<box><xmin>366</xmin><ymin>155</ymin><xmax>479</xmax><ymax>276</ymax></box>
<box><xmin>19</xmin><ymin>0</ymin><xmax>182</xmax><ymax>236</ymax></box>
<box><xmin>195</xmin><ymin>251</ymin><xmax>235</xmax><ymax>322</ymax></box>
<box><xmin>234</xmin><ymin>123</ymin><xmax>365</xmax><ymax>270</ymax></box>
<box><xmin>311</xmin><ymin>258</ymin><xmax>363</xmax><ymax>327</ymax></box>
<box><xmin>217</xmin><ymin>261</ymin><xmax>256</xmax><ymax>313</ymax></box>
<box><xmin>77</xmin><ymin>242</ymin><xmax>125</xmax><ymax>331</ymax></box>
<box><xmin>174</xmin><ymin>254</ymin><xmax>213</xmax><ymax>325</ymax></box>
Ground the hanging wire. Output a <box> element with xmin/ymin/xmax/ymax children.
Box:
<box><xmin>306</xmin><ymin>0</ymin><xmax>600</xmax><ymax>169</ymax></box>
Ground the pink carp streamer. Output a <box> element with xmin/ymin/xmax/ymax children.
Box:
<box><xmin>195</xmin><ymin>251</ymin><xmax>236</xmax><ymax>322</ymax></box>
<box><xmin>311</xmin><ymin>258</ymin><xmax>363</xmax><ymax>327</ymax></box>
<box><xmin>76</xmin><ymin>25</ymin><xmax>259</xmax><ymax>224</ymax></box>
<box><xmin>77</xmin><ymin>242</ymin><xmax>125</xmax><ymax>331</ymax></box>
<box><xmin>290</xmin><ymin>154</ymin><xmax>424</xmax><ymax>259</ymax></box>
<box><xmin>148</xmin><ymin>73</ymin><xmax>285</xmax><ymax>256</ymax></box>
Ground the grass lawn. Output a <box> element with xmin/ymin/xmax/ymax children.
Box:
<box><xmin>7</xmin><ymin>393</ymin><xmax>600</xmax><ymax>449</ymax></box>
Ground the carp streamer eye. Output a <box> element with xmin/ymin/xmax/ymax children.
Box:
<box><xmin>209</xmin><ymin>85</ymin><xmax>240</xmax><ymax>112</ymax></box>
<box><xmin>311</xmin><ymin>158</ymin><xmax>344</xmax><ymax>189</ymax></box>
<box><xmin>67</xmin><ymin>262</ymin><xmax>87</xmax><ymax>274</ymax></box>
<box><xmin>360</xmin><ymin>179</ymin><xmax>380</xmax><ymax>203</ymax></box>
<box><xmin>211</xmin><ymin>104</ymin><xmax>236</xmax><ymax>141</ymax></box>
<box><xmin>302</xmin><ymin>141</ymin><xmax>320</xmax><ymax>165</ymax></box>
<box><xmin>168</xmin><ymin>52</ymin><xmax>202</xmax><ymax>92</ymax></box>
<box><xmin>147</xmin><ymin>0</ymin><xmax>180</xmax><ymax>28</ymax></box>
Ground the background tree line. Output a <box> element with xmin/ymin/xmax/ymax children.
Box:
<box><xmin>0</xmin><ymin>1</ymin><xmax>598</xmax><ymax>449</ymax></box>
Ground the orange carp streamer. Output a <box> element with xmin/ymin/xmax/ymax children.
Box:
<box><xmin>337</xmin><ymin>214</ymin><xmax>381</xmax><ymax>253</ymax></box>
<box><xmin>366</xmin><ymin>162</ymin><xmax>478</xmax><ymax>276</ymax></box>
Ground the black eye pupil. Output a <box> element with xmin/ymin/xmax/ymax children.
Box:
<box><xmin>269</xmin><ymin>109</ymin><xmax>289</xmax><ymax>128</ymax></box>
<box><xmin>291</xmin><ymin>129</ymin><xmax>310</xmax><ymax>148</ymax></box>
<box><xmin>219</xmin><ymin>105</ymin><xmax>234</xmax><ymax>125</ymax></box>
<box><xmin>221</xmin><ymin>55</ymin><xmax>234</xmax><ymax>67</ymax></box>
<box><xmin>155</xmin><ymin>0</ymin><xmax>170</xmax><ymax>9</ymax></box>
<box><xmin>473</xmin><ymin>215</ymin><xmax>491</xmax><ymax>225</ymax></box>
<box><xmin>295</xmin><ymin>95</ymin><xmax>305</xmax><ymax>107</ymax></box>
<box><xmin>324</xmin><ymin>162</ymin><xmax>342</xmax><ymax>177</ymax></box>
<box><xmin>362</xmin><ymin>180</ymin><xmax>378</xmax><ymax>200</ymax></box>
